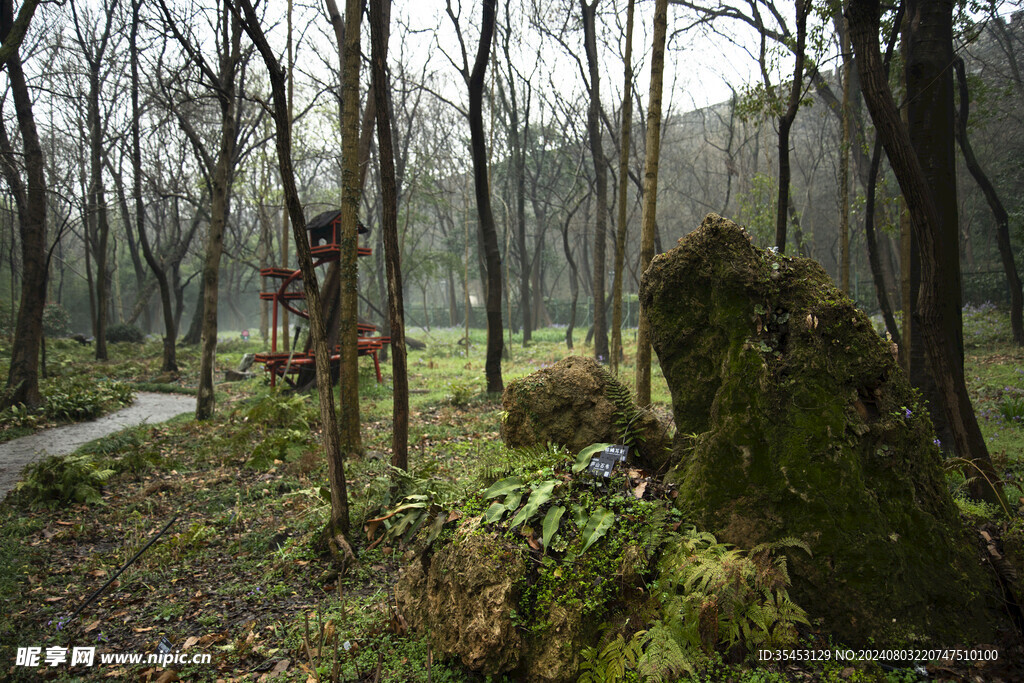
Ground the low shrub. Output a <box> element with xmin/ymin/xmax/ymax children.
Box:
<box><xmin>43</xmin><ymin>378</ymin><xmax>135</xmax><ymax>421</ymax></box>
<box><xmin>42</xmin><ymin>303</ymin><xmax>71</xmax><ymax>337</ymax></box>
<box><xmin>14</xmin><ymin>453</ymin><xmax>115</xmax><ymax>508</ymax></box>
<box><xmin>106</xmin><ymin>323</ymin><xmax>145</xmax><ymax>343</ymax></box>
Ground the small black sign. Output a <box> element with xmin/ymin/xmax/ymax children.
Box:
<box><xmin>605</xmin><ymin>444</ymin><xmax>629</xmax><ymax>462</ymax></box>
<box><xmin>587</xmin><ymin>444</ymin><xmax>630</xmax><ymax>478</ymax></box>
<box><xmin>156</xmin><ymin>636</ymin><xmax>174</xmax><ymax>655</ymax></box>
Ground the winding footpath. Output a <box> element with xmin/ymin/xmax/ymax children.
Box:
<box><xmin>0</xmin><ymin>392</ymin><xmax>194</xmax><ymax>502</ymax></box>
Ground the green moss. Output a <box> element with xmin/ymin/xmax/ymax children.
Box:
<box><xmin>642</xmin><ymin>214</ymin><xmax>1003</xmax><ymax>647</ymax></box>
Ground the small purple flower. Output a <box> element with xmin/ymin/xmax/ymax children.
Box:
<box><xmin>904</xmin><ymin>408</ymin><xmax>912</xmax><ymax>419</ymax></box>
<box><xmin>933</xmin><ymin>438</ymin><xmax>941</xmax><ymax>447</ymax></box>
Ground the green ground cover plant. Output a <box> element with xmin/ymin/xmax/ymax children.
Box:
<box><xmin>0</xmin><ymin>317</ymin><xmax>1019</xmax><ymax>681</ymax></box>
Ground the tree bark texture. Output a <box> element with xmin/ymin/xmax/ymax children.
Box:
<box><xmin>581</xmin><ymin>0</ymin><xmax>609</xmax><ymax>363</ymax></box>
<box><xmin>467</xmin><ymin>0</ymin><xmax>504</xmax><ymax>394</ymax></box>
<box><xmin>611</xmin><ymin>0</ymin><xmax>635</xmax><ymax>375</ymax></box>
<box><xmin>635</xmin><ymin>0</ymin><xmax>667</xmax><ymax>408</ymax></box>
<box><xmin>904</xmin><ymin>0</ymin><xmax>962</xmax><ymax>447</ymax></box>
<box><xmin>863</xmin><ymin>3</ymin><xmax>904</xmax><ymax>347</ymax></box>
<box><xmin>847</xmin><ymin>0</ymin><xmax>1004</xmax><ymax>506</ymax></box>
<box><xmin>337</xmin><ymin>0</ymin><xmax>363</xmax><ymax>454</ymax></box>
<box><xmin>774</xmin><ymin>0</ymin><xmax>807</xmax><ymax>254</ymax></box>
<box><xmin>236</xmin><ymin>0</ymin><xmax>352</xmax><ymax>545</ymax></box>
<box><xmin>0</xmin><ymin>0</ymin><xmax>47</xmax><ymax>409</ymax></box>
<box><xmin>369</xmin><ymin>0</ymin><xmax>408</xmax><ymax>471</ymax></box>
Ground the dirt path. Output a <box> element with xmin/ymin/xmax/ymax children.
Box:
<box><xmin>0</xmin><ymin>392</ymin><xmax>194</xmax><ymax>502</ymax></box>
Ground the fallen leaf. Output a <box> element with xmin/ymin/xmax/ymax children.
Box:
<box><xmin>258</xmin><ymin>659</ymin><xmax>291</xmax><ymax>681</ymax></box>
<box><xmin>154</xmin><ymin>670</ymin><xmax>179</xmax><ymax>683</ymax></box>
<box><xmin>134</xmin><ymin>626</ymin><xmax>155</xmax><ymax>633</ymax></box>
<box><xmin>44</xmin><ymin>597</ymin><xmax>62</xmax><ymax>602</ymax></box>
<box><xmin>632</xmin><ymin>481</ymin><xmax>647</xmax><ymax>499</ymax></box>
<box><xmin>84</xmin><ymin>620</ymin><xmax>100</xmax><ymax>633</ymax></box>
<box><xmin>182</xmin><ymin>636</ymin><xmax>199</xmax><ymax>651</ymax></box>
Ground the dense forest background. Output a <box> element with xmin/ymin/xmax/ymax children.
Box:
<box><xmin>0</xmin><ymin>1</ymin><xmax>1020</xmax><ymax>346</ymax></box>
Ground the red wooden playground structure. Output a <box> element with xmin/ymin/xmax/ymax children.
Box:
<box><xmin>254</xmin><ymin>210</ymin><xmax>389</xmax><ymax>387</ymax></box>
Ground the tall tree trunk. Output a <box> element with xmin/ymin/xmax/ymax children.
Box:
<box><xmin>337</xmin><ymin>0</ymin><xmax>363</xmax><ymax>454</ymax></box>
<box><xmin>581</xmin><ymin>0</ymin><xmax>609</xmax><ymax>363</ymax></box>
<box><xmin>131</xmin><ymin>0</ymin><xmax>177</xmax><ymax>372</ymax></box>
<box><xmin>863</xmin><ymin>2</ymin><xmax>904</xmax><ymax>347</ymax></box>
<box><xmin>237</xmin><ymin>0</ymin><xmax>353</xmax><ymax>555</ymax></box>
<box><xmin>464</xmin><ymin>0</ymin><xmax>503</xmax><ymax>393</ymax></box>
<box><xmin>88</xmin><ymin>67</ymin><xmax>110</xmax><ymax>361</ymax></box>
<box><xmin>775</xmin><ymin>0</ymin><xmax>808</xmax><ymax>254</ymax></box>
<box><xmin>611</xmin><ymin>0</ymin><xmax>635</xmax><ymax>375</ymax></box>
<box><xmin>635</xmin><ymin>0</ymin><xmax>667</xmax><ymax>408</ymax></box>
<box><xmin>0</xmin><ymin>0</ymin><xmax>46</xmax><ymax>409</ymax></box>
<box><xmin>498</xmin><ymin>19</ymin><xmax>530</xmax><ymax>347</ymax></box>
<box><xmin>904</xmin><ymin>0</ymin><xmax>962</xmax><ymax>449</ymax></box>
<box><xmin>196</xmin><ymin>8</ymin><xmax>240</xmax><ymax>421</ymax></box>
<box><xmin>952</xmin><ymin>57</ymin><xmax>1023</xmax><ymax>345</ymax></box>
<box><xmin>847</xmin><ymin>0</ymin><xmax>1004</xmax><ymax>506</ymax></box>
<box><xmin>840</xmin><ymin>16</ymin><xmax>852</xmax><ymax>291</ymax></box>
<box><xmin>369</xmin><ymin>0</ymin><xmax>408</xmax><ymax>471</ymax></box>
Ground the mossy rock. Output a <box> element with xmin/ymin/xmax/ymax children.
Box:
<box><xmin>639</xmin><ymin>213</ymin><xmax>1005</xmax><ymax>646</ymax></box>
<box><xmin>395</xmin><ymin>502</ymin><xmax>658</xmax><ymax>681</ymax></box>
<box><xmin>395</xmin><ymin>519</ymin><xmax>588</xmax><ymax>681</ymax></box>
<box><xmin>396</xmin><ymin>520</ymin><xmax>524</xmax><ymax>675</ymax></box>
<box><xmin>500</xmin><ymin>355</ymin><xmax>672</xmax><ymax>471</ymax></box>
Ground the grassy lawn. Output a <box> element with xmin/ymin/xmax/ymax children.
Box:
<box><xmin>0</xmin><ymin>313</ymin><xmax>1020</xmax><ymax>682</ymax></box>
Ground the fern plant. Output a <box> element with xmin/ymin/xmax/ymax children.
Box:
<box><xmin>654</xmin><ymin>527</ymin><xmax>811</xmax><ymax>657</ymax></box>
<box><xmin>577</xmin><ymin>633</ymin><xmax>645</xmax><ymax>683</ymax></box>
<box><xmin>15</xmin><ymin>453</ymin><xmax>115</xmax><ymax>508</ymax></box>
<box><xmin>476</xmin><ymin>442</ymin><xmax>571</xmax><ymax>485</ymax></box>
<box><xmin>600</xmin><ymin>368</ymin><xmax>644</xmax><ymax>449</ymax></box>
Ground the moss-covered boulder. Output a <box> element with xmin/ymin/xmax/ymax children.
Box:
<box><xmin>396</xmin><ymin>521</ymin><xmax>525</xmax><ymax>675</ymax></box>
<box><xmin>640</xmin><ymin>213</ymin><xmax>1002</xmax><ymax>646</ymax></box>
<box><xmin>395</xmin><ymin>518</ymin><xmax>602</xmax><ymax>681</ymax></box>
<box><xmin>501</xmin><ymin>355</ymin><xmax>671</xmax><ymax>470</ymax></box>
<box><xmin>395</xmin><ymin>484</ymin><xmax>660</xmax><ymax>681</ymax></box>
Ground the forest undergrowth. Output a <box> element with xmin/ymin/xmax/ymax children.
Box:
<box><xmin>0</xmin><ymin>313</ymin><xmax>1021</xmax><ymax>682</ymax></box>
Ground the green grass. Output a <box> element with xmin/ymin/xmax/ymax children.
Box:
<box><xmin>0</xmin><ymin>316</ymin><xmax>1019</xmax><ymax>681</ymax></box>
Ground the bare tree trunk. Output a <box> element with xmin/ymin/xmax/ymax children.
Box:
<box><xmin>369</xmin><ymin>0</ymin><xmax>408</xmax><ymax>471</ymax></box>
<box><xmin>452</xmin><ymin>0</ymin><xmax>503</xmax><ymax>393</ymax></box>
<box><xmin>635</xmin><ymin>0</ymin><xmax>667</xmax><ymax>408</ymax></box>
<box><xmin>337</xmin><ymin>0</ymin><xmax>363</xmax><ymax>454</ymax></box>
<box><xmin>840</xmin><ymin>16</ymin><xmax>852</xmax><ymax>291</ymax></box>
<box><xmin>775</xmin><ymin>0</ymin><xmax>808</xmax><ymax>254</ymax></box>
<box><xmin>131</xmin><ymin>0</ymin><xmax>176</xmax><ymax>372</ymax></box>
<box><xmin>904</xmin><ymin>0</ymin><xmax>963</xmax><ymax>450</ymax></box>
<box><xmin>952</xmin><ymin>57</ymin><xmax>1022</xmax><ymax>345</ymax></box>
<box><xmin>581</xmin><ymin>0</ymin><xmax>609</xmax><ymax>363</ymax></box>
<box><xmin>561</xmin><ymin>201</ymin><xmax>582</xmax><ymax>351</ymax></box>
<box><xmin>0</xmin><ymin>0</ymin><xmax>46</xmax><ymax>409</ymax></box>
<box><xmin>847</xmin><ymin>0</ymin><xmax>1004</xmax><ymax>506</ymax></box>
<box><xmin>611</xmin><ymin>0</ymin><xmax>635</xmax><ymax>375</ymax></box>
<box><xmin>863</xmin><ymin>2</ymin><xmax>904</xmax><ymax>347</ymax></box>
<box><xmin>195</xmin><ymin>9</ymin><xmax>240</xmax><ymax>421</ymax></box>
<box><xmin>237</xmin><ymin>0</ymin><xmax>353</xmax><ymax>556</ymax></box>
